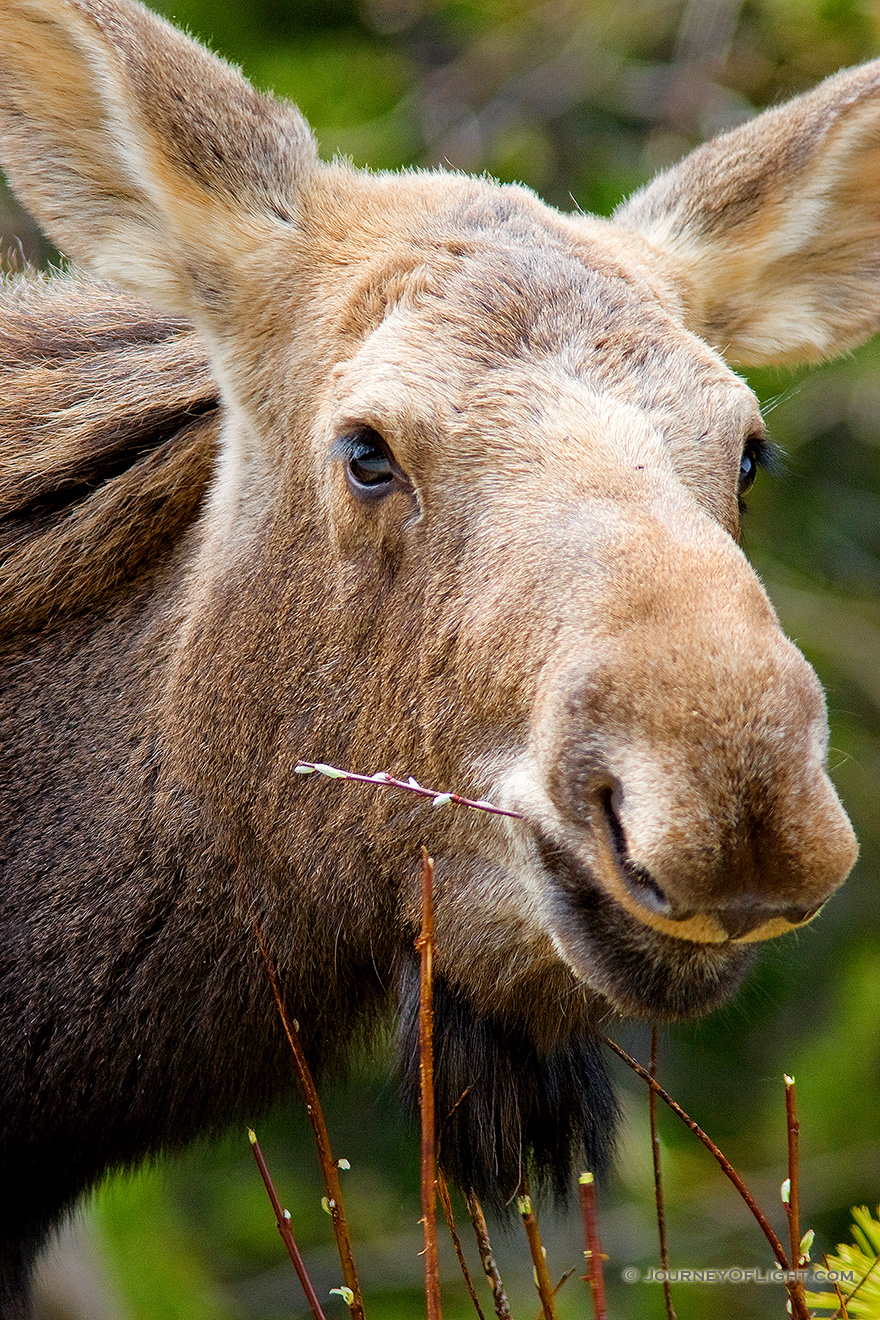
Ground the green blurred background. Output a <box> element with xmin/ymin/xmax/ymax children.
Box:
<box><xmin>9</xmin><ymin>0</ymin><xmax>878</xmax><ymax>1317</ymax></box>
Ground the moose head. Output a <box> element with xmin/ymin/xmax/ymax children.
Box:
<box><xmin>0</xmin><ymin>0</ymin><xmax>877</xmax><ymax>1309</ymax></box>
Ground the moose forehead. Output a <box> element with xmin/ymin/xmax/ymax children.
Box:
<box><xmin>314</xmin><ymin>180</ymin><xmax>762</xmax><ymax>527</ymax></box>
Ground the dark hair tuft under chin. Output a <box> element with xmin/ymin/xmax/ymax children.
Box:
<box><xmin>397</xmin><ymin>964</ymin><xmax>619</xmax><ymax>1212</ymax></box>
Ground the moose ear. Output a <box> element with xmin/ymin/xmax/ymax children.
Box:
<box><xmin>614</xmin><ymin>61</ymin><xmax>880</xmax><ymax>366</ymax></box>
<box><xmin>0</xmin><ymin>0</ymin><xmax>318</xmax><ymax>319</ymax></box>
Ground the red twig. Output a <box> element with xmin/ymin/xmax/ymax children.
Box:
<box><xmin>438</xmin><ymin>1171</ymin><xmax>487</xmax><ymax>1320</ymax></box>
<box><xmin>465</xmin><ymin>1191</ymin><xmax>513</xmax><ymax>1320</ymax></box>
<box><xmin>649</xmin><ymin>1030</ymin><xmax>676</xmax><ymax>1320</ymax></box>
<box><xmin>784</xmin><ymin>1075</ymin><xmax>810</xmax><ymax>1319</ymax></box>
<box><xmin>253</xmin><ymin>919</ymin><xmax>366</xmax><ymax>1320</ymax></box>
<box><xmin>784</xmin><ymin>1075</ymin><xmax>801</xmax><ymax>1269</ymax></box>
<box><xmin>518</xmin><ymin>1178</ymin><xmax>559</xmax><ymax>1320</ymax></box>
<box><xmin>417</xmin><ymin>849</ymin><xmax>442</xmax><ymax>1320</ymax></box>
<box><xmin>249</xmin><ymin>1130</ymin><xmax>328</xmax><ymax>1320</ymax></box>
<box><xmin>579</xmin><ymin>1173</ymin><xmax>608</xmax><ymax>1320</ymax></box>
<box><xmin>293</xmin><ymin>762</ymin><xmax>522</xmax><ymax>819</ymax></box>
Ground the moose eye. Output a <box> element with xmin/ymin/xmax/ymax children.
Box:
<box><xmin>737</xmin><ymin>437</ymin><xmax>763</xmax><ymax>498</ymax></box>
<box><xmin>339</xmin><ymin>429</ymin><xmax>410</xmax><ymax>501</ymax></box>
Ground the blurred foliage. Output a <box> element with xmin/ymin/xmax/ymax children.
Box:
<box><xmin>13</xmin><ymin>0</ymin><xmax>880</xmax><ymax>1317</ymax></box>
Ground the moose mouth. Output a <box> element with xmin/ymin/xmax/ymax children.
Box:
<box><xmin>535</xmin><ymin>833</ymin><xmax>755</xmax><ymax>1021</ymax></box>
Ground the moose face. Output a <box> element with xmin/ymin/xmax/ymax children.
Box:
<box><xmin>260</xmin><ymin>178</ymin><xmax>860</xmax><ymax>1028</ymax></box>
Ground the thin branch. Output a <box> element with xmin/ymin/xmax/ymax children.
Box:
<box><xmin>418</xmin><ymin>849</ymin><xmax>442</xmax><ymax>1320</ymax></box>
<box><xmin>649</xmin><ymin>1030</ymin><xmax>676</xmax><ymax>1320</ymax></box>
<box><xmin>551</xmin><ymin>1269</ymin><xmax>577</xmax><ymax>1298</ymax></box>
<box><xmin>532</xmin><ymin>1270</ymin><xmax>577</xmax><ymax>1320</ymax></box>
<box><xmin>822</xmin><ymin>1256</ymin><xmax>850</xmax><ymax>1320</ymax></box>
<box><xmin>784</xmin><ymin>1075</ymin><xmax>801</xmax><ymax>1270</ymax></box>
<box><xmin>293</xmin><ymin>761</ymin><xmax>522</xmax><ymax>819</ymax></box>
<box><xmin>832</xmin><ymin>1280</ymin><xmax>851</xmax><ymax>1320</ymax></box>
<box><xmin>579</xmin><ymin>1173</ymin><xmax>608</xmax><ymax>1320</ymax></box>
<box><xmin>603</xmin><ymin>1036</ymin><xmax>791</xmax><ymax>1269</ymax></box>
<box><xmin>438</xmin><ymin>1171</ymin><xmax>487</xmax><ymax>1320</ymax></box>
<box><xmin>249</xmin><ymin>1130</ymin><xmax>328</xmax><ymax>1320</ymax></box>
<box><xmin>465</xmin><ymin>1191</ymin><xmax>513</xmax><ymax>1320</ymax></box>
<box><xmin>253</xmin><ymin>918</ymin><xmax>366</xmax><ymax>1320</ymax></box>
<box><xmin>553</xmin><ymin>1268</ymin><xmax>576</xmax><ymax>1294</ymax></box>
<box><xmin>518</xmin><ymin>1178</ymin><xmax>559</xmax><ymax>1320</ymax></box>
<box><xmin>783</xmin><ymin>1074</ymin><xmax>810</xmax><ymax>1320</ymax></box>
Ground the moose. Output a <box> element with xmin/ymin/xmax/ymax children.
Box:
<box><xmin>0</xmin><ymin>0</ymin><xmax>877</xmax><ymax>1310</ymax></box>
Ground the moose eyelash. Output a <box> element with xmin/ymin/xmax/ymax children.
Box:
<box><xmin>752</xmin><ymin>433</ymin><xmax>783</xmax><ymax>477</ymax></box>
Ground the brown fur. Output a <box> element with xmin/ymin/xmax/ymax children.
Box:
<box><xmin>0</xmin><ymin>275</ymin><xmax>217</xmax><ymax>633</ymax></box>
<box><xmin>0</xmin><ymin>3</ymin><xmax>877</xmax><ymax>1314</ymax></box>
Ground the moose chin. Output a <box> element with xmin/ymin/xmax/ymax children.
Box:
<box><xmin>0</xmin><ymin>0</ymin><xmax>877</xmax><ymax>1312</ymax></box>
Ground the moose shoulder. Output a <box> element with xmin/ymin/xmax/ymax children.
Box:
<box><xmin>0</xmin><ymin>0</ymin><xmax>877</xmax><ymax>1311</ymax></box>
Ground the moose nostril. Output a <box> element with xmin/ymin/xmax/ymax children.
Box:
<box><xmin>599</xmin><ymin>786</ymin><xmax>674</xmax><ymax>919</ymax></box>
<box><xmin>624</xmin><ymin>863</ymin><xmax>675</xmax><ymax>919</ymax></box>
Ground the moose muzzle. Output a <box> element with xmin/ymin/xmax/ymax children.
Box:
<box><xmin>529</xmin><ymin>513</ymin><xmax>859</xmax><ymax>952</ymax></box>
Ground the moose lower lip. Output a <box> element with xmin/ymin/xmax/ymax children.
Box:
<box><xmin>534</xmin><ymin>832</ymin><xmax>752</xmax><ymax>1020</ymax></box>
